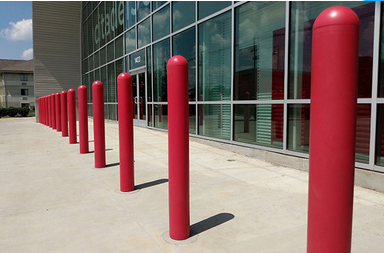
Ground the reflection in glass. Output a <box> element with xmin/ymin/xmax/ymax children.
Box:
<box><xmin>130</xmin><ymin>49</ymin><xmax>146</xmax><ymax>69</ymax></box>
<box><xmin>108</xmin><ymin>63</ymin><xmax>116</xmax><ymax>102</ymax></box>
<box><xmin>289</xmin><ymin>2</ymin><xmax>374</xmax><ymax>99</ymax></box>
<box><xmin>108</xmin><ymin>104</ymin><xmax>118</xmax><ymax>121</ymax></box>
<box><xmin>137</xmin><ymin>1</ymin><xmax>150</xmax><ymax>22</ymax></box>
<box><xmin>154</xmin><ymin>39</ymin><xmax>170</xmax><ymax>102</ymax></box>
<box><xmin>138</xmin><ymin>72</ymin><xmax>146</xmax><ymax>121</ymax></box>
<box><xmin>234</xmin><ymin>104</ymin><xmax>283</xmax><ymax>148</ymax></box>
<box><xmin>125</xmin><ymin>1</ymin><xmax>136</xmax><ymax>29</ymax></box>
<box><xmin>173</xmin><ymin>27</ymin><xmax>196</xmax><ymax>100</ymax></box>
<box><xmin>355</xmin><ymin>104</ymin><xmax>371</xmax><ymax>164</ymax></box>
<box><xmin>115</xmin><ymin>36</ymin><xmax>124</xmax><ymax>58</ymax></box>
<box><xmin>138</xmin><ymin>18</ymin><xmax>151</xmax><ymax>48</ymax></box>
<box><xmin>172</xmin><ymin>1</ymin><xmax>195</xmax><ymax>32</ymax></box>
<box><xmin>376</xmin><ymin>105</ymin><xmax>384</xmax><ymax>165</ymax></box>
<box><xmin>189</xmin><ymin>104</ymin><xmax>196</xmax><ymax>134</ymax></box>
<box><xmin>106</xmin><ymin>2</ymin><xmax>114</xmax><ymax>42</ymax></box>
<box><xmin>234</xmin><ymin>2</ymin><xmax>285</xmax><ymax>100</ymax></box>
<box><xmin>153</xmin><ymin>1</ymin><xmax>167</xmax><ymax>11</ymax></box>
<box><xmin>99</xmin><ymin>2</ymin><xmax>106</xmax><ymax>47</ymax></box>
<box><xmin>100</xmin><ymin>66</ymin><xmax>107</xmax><ymax>102</ymax></box>
<box><xmin>199</xmin><ymin>11</ymin><xmax>231</xmax><ymax>101</ymax></box>
<box><xmin>147</xmin><ymin>47</ymin><xmax>153</xmax><ymax>127</ymax></box>
<box><xmin>198</xmin><ymin>1</ymin><xmax>231</xmax><ymax>20</ymax></box>
<box><xmin>198</xmin><ymin>104</ymin><xmax>230</xmax><ymax>140</ymax></box>
<box><xmin>107</xmin><ymin>42</ymin><xmax>114</xmax><ymax>62</ymax></box>
<box><xmin>153</xmin><ymin>4</ymin><xmax>170</xmax><ymax>42</ymax></box>
<box><xmin>125</xmin><ymin>28</ymin><xmax>136</xmax><ymax>54</ymax></box>
<box><xmin>155</xmin><ymin>104</ymin><xmax>168</xmax><ymax>130</ymax></box>
<box><xmin>94</xmin><ymin>51</ymin><xmax>99</xmax><ymax>68</ymax></box>
<box><xmin>115</xmin><ymin>1</ymin><xmax>124</xmax><ymax>36</ymax></box>
<box><xmin>288</xmin><ymin>104</ymin><xmax>310</xmax><ymax>153</ymax></box>
<box><xmin>100</xmin><ymin>47</ymin><xmax>106</xmax><ymax>65</ymax></box>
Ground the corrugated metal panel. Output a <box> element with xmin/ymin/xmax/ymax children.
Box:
<box><xmin>33</xmin><ymin>1</ymin><xmax>81</xmax><ymax>118</ymax></box>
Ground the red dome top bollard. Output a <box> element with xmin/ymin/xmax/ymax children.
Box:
<box><xmin>68</xmin><ymin>89</ymin><xmax>77</xmax><ymax>144</ymax></box>
<box><xmin>55</xmin><ymin>93</ymin><xmax>62</xmax><ymax>132</ymax></box>
<box><xmin>61</xmin><ymin>91</ymin><xmax>68</xmax><ymax>137</ymax></box>
<box><xmin>51</xmin><ymin>93</ymin><xmax>56</xmax><ymax>130</ymax></box>
<box><xmin>307</xmin><ymin>7</ymin><xmax>359</xmax><ymax>253</ymax></box>
<box><xmin>92</xmin><ymin>81</ymin><xmax>106</xmax><ymax>168</ymax></box>
<box><xmin>167</xmin><ymin>55</ymin><xmax>190</xmax><ymax>240</ymax></box>
<box><xmin>117</xmin><ymin>73</ymin><xmax>134</xmax><ymax>191</ymax></box>
<box><xmin>78</xmin><ymin>85</ymin><xmax>89</xmax><ymax>153</ymax></box>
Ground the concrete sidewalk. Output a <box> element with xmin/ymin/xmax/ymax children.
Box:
<box><xmin>1</xmin><ymin>117</ymin><xmax>383</xmax><ymax>252</ymax></box>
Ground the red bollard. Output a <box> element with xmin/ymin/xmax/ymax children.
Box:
<box><xmin>244</xmin><ymin>92</ymin><xmax>250</xmax><ymax>133</ymax></box>
<box><xmin>133</xmin><ymin>97</ymin><xmax>136</xmax><ymax>119</ymax></box>
<box><xmin>61</xmin><ymin>91</ymin><xmax>68</xmax><ymax>137</ymax></box>
<box><xmin>92</xmin><ymin>81</ymin><xmax>106</xmax><ymax>168</ymax></box>
<box><xmin>48</xmin><ymin>95</ymin><xmax>52</xmax><ymax>128</ymax></box>
<box><xmin>307</xmin><ymin>7</ymin><xmax>359</xmax><ymax>253</ymax></box>
<box><xmin>51</xmin><ymin>93</ymin><xmax>56</xmax><ymax>130</ymax></box>
<box><xmin>158</xmin><ymin>97</ymin><xmax>162</xmax><ymax>122</ymax></box>
<box><xmin>55</xmin><ymin>93</ymin><xmax>62</xmax><ymax>132</ymax></box>
<box><xmin>117</xmin><ymin>73</ymin><xmax>134</xmax><ymax>191</ymax></box>
<box><xmin>78</xmin><ymin>85</ymin><xmax>89</xmax><ymax>153</ymax></box>
<box><xmin>140</xmin><ymin>97</ymin><xmax>143</xmax><ymax>120</ymax></box>
<box><xmin>68</xmin><ymin>89</ymin><xmax>77</xmax><ymax>144</ymax></box>
<box><xmin>167</xmin><ymin>56</ymin><xmax>190</xmax><ymax>240</ymax></box>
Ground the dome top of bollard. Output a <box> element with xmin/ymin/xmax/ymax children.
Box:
<box><xmin>92</xmin><ymin>80</ymin><xmax>103</xmax><ymax>87</ymax></box>
<box><xmin>118</xmin><ymin>72</ymin><xmax>132</xmax><ymax>80</ymax></box>
<box><xmin>61</xmin><ymin>90</ymin><xmax>67</xmax><ymax>94</ymax></box>
<box><xmin>167</xmin><ymin>55</ymin><xmax>188</xmax><ymax>67</ymax></box>
<box><xmin>78</xmin><ymin>85</ymin><xmax>86</xmax><ymax>90</ymax></box>
<box><xmin>68</xmin><ymin>88</ymin><xmax>75</xmax><ymax>92</ymax></box>
<box><xmin>313</xmin><ymin>6</ymin><xmax>359</xmax><ymax>31</ymax></box>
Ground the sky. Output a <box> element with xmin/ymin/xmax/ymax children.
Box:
<box><xmin>0</xmin><ymin>1</ymin><xmax>32</xmax><ymax>60</ymax></box>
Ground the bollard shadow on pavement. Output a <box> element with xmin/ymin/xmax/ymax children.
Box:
<box><xmin>105</xmin><ymin>162</ymin><xmax>120</xmax><ymax>168</ymax></box>
<box><xmin>135</xmin><ymin>179</ymin><xmax>168</xmax><ymax>190</ymax></box>
<box><xmin>190</xmin><ymin>213</ymin><xmax>235</xmax><ymax>236</ymax></box>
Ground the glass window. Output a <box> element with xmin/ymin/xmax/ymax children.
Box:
<box><xmin>94</xmin><ymin>51</ymin><xmax>99</xmax><ymax>68</ymax></box>
<box><xmin>288</xmin><ymin>104</ymin><xmax>310</xmax><ymax>153</ymax></box>
<box><xmin>173</xmin><ymin>27</ymin><xmax>196</xmax><ymax>100</ymax></box>
<box><xmin>115</xmin><ymin>36</ymin><xmax>124</xmax><ymax>58</ymax></box>
<box><xmin>198</xmin><ymin>104</ymin><xmax>231</xmax><ymax>140</ymax></box>
<box><xmin>20</xmin><ymin>74</ymin><xmax>28</xmax><ymax>81</ymax></box>
<box><xmin>198</xmin><ymin>1</ymin><xmax>231</xmax><ymax>20</ymax></box>
<box><xmin>289</xmin><ymin>2</ymin><xmax>374</xmax><ymax>99</ymax></box>
<box><xmin>137</xmin><ymin>1</ymin><xmax>150</xmax><ymax>22</ymax></box>
<box><xmin>376</xmin><ymin>105</ymin><xmax>384</xmax><ymax>166</ymax></box>
<box><xmin>107</xmin><ymin>42</ymin><xmax>114</xmax><ymax>62</ymax></box>
<box><xmin>88</xmin><ymin>55</ymin><xmax>94</xmax><ymax>71</ymax></box>
<box><xmin>355</xmin><ymin>104</ymin><xmax>371</xmax><ymax>164</ymax></box>
<box><xmin>234</xmin><ymin>104</ymin><xmax>283</xmax><ymax>148</ymax></box>
<box><xmin>147</xmin><ymin>46</ymin><xmax>152</xmax><ymax>104</ymax></box>
<box><xmin>189</xmin><ymin>104</ymin><xmax>196</xmax><ymax>134</ymax></box>
<box><xmin>153</xmin><ymin>38</ymin><xmax>170</xmax><ymax>102</ymax></box>
<box><xmin>172</xmin><ymin>1</ymin><xmax>195</xmax><ymax>32</ymax></box>
<box><xmin>100</xmin><ymin>46</ymin><xmax>107</xmax><ymax>66</ymax></box>
<box><xmin>108</xmin><ymin>63</ymin><xmax>116</xmax><ymax>102</ymax></box>
<box><xmin>234</xmin><ymin>2</ymin><xmax>285</xmax><ymax>100</ymax></box>
<box><xmin>125</xmin><ymin>1</ymin><xmax>136</xmax><ymax>29</ymax></box>
<box><xmin>153</xmin><ymin>1</ymin><xmax>167</xmax><ymax>11</ymax></box>
<box><xmin>100</xmin><ymin>66</ymin><xmax>108</xmax><ymax>102</ymax></box>
<box><xmin>138</xmin><ymin>18</ymin><xmax>151</xmax><ymax>48</ymax></box>
<box><xmin>99</xmin><ymin>2</ymin><xmax>106</xmax><ymax>47</ymax></box>
<box><xmin>125</xmin><ymin>28</ymin><xmax>136</xmax><ymax>54</ymax></box>
<box><xmin>115</xmin><ymin>1</ymin><xmax>124</xmax><ymax>36</ymax></box>
<box><xmin>155</xmin><ymin>104</ymin><xmax>168</xmax><ymax>130</ymax></box>
<box><xmin>198</xmin><ymin>11</ymin><xmax>231</xmax><ymax>101</ymax></box>
<box><xmin>153</xmin><ymin>4</ymin><xmax>170</xmax><ymax>42</ymax></box>
<box><xmin>105</xmin><ymin>1</ymin><xmax>114</xmax><ymax>42</ymax></box>
<box><xmin>21</xmin><ymin>89</ymin><xmax>29</xmax><ymax>96</ymax></box>
<box><xmin>130</xmin><ymin>49</ymin><xmax>146</xmax><ymax>70</ymax></box>
<box><xmin>93</xmin><ymin>9</ymin><xmax>99</xmax><ymax>51</ymax></box>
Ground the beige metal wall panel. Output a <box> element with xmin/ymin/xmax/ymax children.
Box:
<box><xmin>33</xmin><ymin>1</ymin><xmax>81</xmax><ymax>120</ymax></box>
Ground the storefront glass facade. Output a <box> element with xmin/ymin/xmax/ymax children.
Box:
<box><xmin>81</xmin><ymin>1</ymin><xmax>384</xmax><ymax>173</ymax></box>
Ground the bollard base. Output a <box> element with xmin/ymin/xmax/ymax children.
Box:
<box><xmin>162</xmin><ymin>231</ymin><xmax>198</xmax><ymax>245</ymax></box>
<box><xmin>114</xmin><ymin>188</ymin><xmax>141</xmax><ymax>195</ymax></box>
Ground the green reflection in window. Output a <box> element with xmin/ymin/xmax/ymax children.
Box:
<box><xmin>108</xmin><ymin>63</ymin><xmax>116</xmax><ymax>102</ymax></box>
<box><xmin>100</xmin><ymin>66</ymin><xmax>107</xmax><ymax>102</ymax></box>
<box><xmin>234</xmin><ymin>104</ymin><xmax>283</xmax><ymax>148</ymax></box>
<box><xmin>173</xmin><ymin>27</ymin><xmax>196</xmax><ymax>100</ymax></box>
<box><xmin>138</xmin><ymin>18</ymin><xmax>151</xmax><ymax>48</ymax></box>
<box><xmin>198</xmin><ymin>1</ymin><xmax>230</xmax><ymax>20</ymax></box>
<box><xmin>115</xmin><ymin>36</ymin><xmax>124</xmax><ymax>58</ymax></box>
<box><xmin>153</xmin><ymin>4</ymin><xmax>170</xmax><ymax>42</ymax></box>
<box><xmin>155</xmin><ymin>104</ymin><xmax>168</xmax><ymax>130</ymax></box>
<box><xmin>234</xmin><ymin>1</ymin><xmax>285</xmax><ymax>100</ymax></box>
<box><xmin>198</xmin><ymin>104</ymin><xmax>231</xmax><ymax>140</ymax></box>
<box><xmin>147</xmin><ymin>46</ymin><xmax>152</xmax><ymax>106</ymax></box>
<box><xmin>100</xmin><ymin>47</ymin><xmax>106</xmax><ymax>66</ymax></box>
<box><xmin>198</xmin><ymin>11</ymin><xmax>231</xmax><ymax>101</ymax></box>
<box><xmin>153</xmin><ymin>38</ymin><xmax>170</xmax><ymax>102</ymax></box>
<box><xmin>94</xmin><ymin>51</ymin><xmax>99</xmax><ymax>69</ymax></box>
<box><xmin>189</xmin><ymin>104</ymin><xmax>196</xmax><ymax>134</ymax></box>
<box><xmin>105</xmin><ymin>2</ymin><xmax>114</xmax><ymax>42</ymax></box>
<box><xmin>137</xmin><ymin>1</ymin><xmax>150</xmax><ymax>22</ymax></box>
<box><xmin>289</xmin><ymin>1</ymin><xmax>374</xmax><ymax>99</ymax></box>
<box><xmin>125</xmin><ymin>28</ymin><xmax>136</xmax><ymax>54</ymax></box>
<box><xmin>153</xmin><ymin>1</ymin><xmax>167</xmax><ymax>11</ymax></box>
<box><xmin>172</xmin><ymin>1</ymin><xmax>195</xmax><ymax>32</ymax></box>
<box><xmin>115</xmin><ymin>1</ymin><xmax>124</xmax><ymax>36</ymax></box>
<box><xmin>107</xmin><ymin>42</ymin><xmax>114</xmax><ymax>63</ymax></box>
<box><xmin>287</xmin><ymin>104</ymin><xmax>310</xmax><ymax>153</ymax></box>
<box><xmin>125</xmin><ymin>1</ymin><xmax>136</xmax><ymax>29</ymax></box>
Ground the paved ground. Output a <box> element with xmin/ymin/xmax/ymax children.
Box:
<box><xmin>1</xmin><ymin>117</ymin><xmax>383</xmax><ymax>253</ymax></box>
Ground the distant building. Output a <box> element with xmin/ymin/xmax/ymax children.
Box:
<box><xmin>0</xmin><ymin>59</ymin><xmax>34</xmax><ymax>109</ymax></box>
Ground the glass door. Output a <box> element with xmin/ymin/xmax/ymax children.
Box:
<box><xmin>131</xmin><ymin>71</ymin><xmax>146</xmax><ymax>126</ymax></box>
